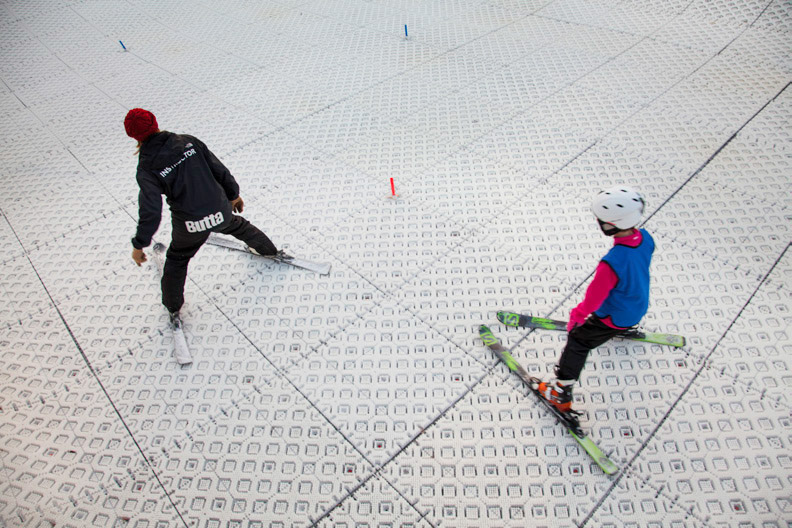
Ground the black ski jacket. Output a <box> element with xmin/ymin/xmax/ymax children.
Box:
<box><xmin>132</xmin><ymin>131</ymin><xmax>239</xmax><ymax>249</ymax></box>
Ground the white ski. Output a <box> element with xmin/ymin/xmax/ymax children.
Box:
<box><xmin>206</xmin><ymin>233</ymin><xmax>331</xmax><ymax>275</ymax></box>
<box><xmin>151</xmin><ymin>243</ymin><xmax>193</xmax><ymax>365</ymax></box>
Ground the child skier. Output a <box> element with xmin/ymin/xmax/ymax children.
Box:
<box><xmin>125</xmin><ymin>108</ymin><xmax>280</xmax><ymax>321</ymax></box>
<box><xmin>538</xmin><ymin>186</ymin><xmax>654</xmax><ymax>412</ymax></box>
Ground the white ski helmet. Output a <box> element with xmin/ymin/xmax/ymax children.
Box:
<box><xmin>591</xmin><ymin>186</ymin><xmax>645</xmax><ymax>231</ymax></box>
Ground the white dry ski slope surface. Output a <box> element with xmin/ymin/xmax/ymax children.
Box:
<box><xmin>0</xmin><ymin>0</ymin><xmax>790</xmax><ymax>527</ymax></box>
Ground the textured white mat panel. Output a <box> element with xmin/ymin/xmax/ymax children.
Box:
<box><xmin>1</xmin><ymin>0</ymin><xmax>790</xmax><ymax>526</ymax></box>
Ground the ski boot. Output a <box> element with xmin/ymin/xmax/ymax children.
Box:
<box><xmin>537</xmin><ymin>378</ymin><xmax>575</xmax><ymax>413</ymax></box>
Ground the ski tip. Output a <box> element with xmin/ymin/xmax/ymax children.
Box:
<box><xmin>479</xmin><ymin>325</ymin><xmax>503</xmax><ymax>349</ymax></box>
<box><xmin>497</xmin><ymin>311</ymin><xmax>520</xmax><ymax>327</ymax></box>
<box><xmin>173</xmin><ymin>328</ymin><xmax>193</xmax><ymax>365</ymax></box>
<box><xmin>153</xmin><ymin>242</ymin><xmax>166</xmax><ymax>253</ymax></box>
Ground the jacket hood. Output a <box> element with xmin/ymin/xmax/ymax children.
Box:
<box><xmin>140</xmin><ymin>131</ymin><xmax>191</xmax><ymax>170</ymax></box>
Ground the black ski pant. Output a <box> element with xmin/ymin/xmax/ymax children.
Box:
<box><xmin>161</xmin><ymin>214</ymin><xmax>277</xmax><ymax>313</ymax></box>
<box><xmin>556</xmin><ymin>315</ymin><xmax>627</xmax><ymax>382</ymax></box>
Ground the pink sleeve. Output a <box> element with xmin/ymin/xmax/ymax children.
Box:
<box><xmin>573</xmin><ymin>261</ymin><xmax>619</xmax><ymax>318</ymax></box>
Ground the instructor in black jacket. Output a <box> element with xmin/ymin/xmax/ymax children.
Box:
<box><xmin>125</xmin><ymin>108</ymin><xmax>278</xmax><ymax>317</ymax></box>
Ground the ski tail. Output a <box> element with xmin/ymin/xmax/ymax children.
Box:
<box><xmin>621</xmin><ymin>329</ymin><xmax>686</xmax><ymax>348</ymax></box>
<box><xmin>497</xmin><ymin>311</ymin><xmax>566</xmax><ymax>331</ymax></box>
<box><xmin>172</xmin><ymin>324</ymin><xmax>192</xmax><ymax>365</ymax></box>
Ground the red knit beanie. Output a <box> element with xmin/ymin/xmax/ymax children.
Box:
<box><xmin>124</xmin><ymin>108</ymin><xmax>159</xmax><ymax>142</ymax></box>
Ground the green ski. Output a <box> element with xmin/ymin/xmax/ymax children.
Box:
<box><xmin>479</xmin><ymin>325</ymin><xmax>619</xmax><ymax>476</ymax></box>
<box><xmin>497</xmin><ymin>311</ymin><xmax>685</xmax><ymax>348</ymax></box>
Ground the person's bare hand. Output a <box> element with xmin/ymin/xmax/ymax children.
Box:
<box><xmin>132</xmin><ymin>248</ymin><xmax>147</xmax><ymax>266</ymax></box>
<box><xmin>231</xmin><ymin>196</ymin><xmax>244</xmax><ymax>213</ymax></box>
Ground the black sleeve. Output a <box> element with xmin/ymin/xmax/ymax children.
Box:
<box><xmin>132</xmin><ymin>169</ymin><xmax>163</xmax><ymax>249</ymax></box>
<box><xmin>194</xmin><ymin>137</ymin><xmax>240</xmax><ymax>201</ymax></box>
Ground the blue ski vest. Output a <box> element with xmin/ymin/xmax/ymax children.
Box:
<box><xmin>594</xmin><ymin>229</ymin><xmax>655</xmax><ymax>328</ymax></box>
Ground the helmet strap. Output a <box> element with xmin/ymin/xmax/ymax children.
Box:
<box><xmin>597</xmin><ymin>219</ymin><xmax>621</xmax><ymax>236</ymax></box>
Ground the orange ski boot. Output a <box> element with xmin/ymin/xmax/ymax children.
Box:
<box><xmin>537</xmin><ymin>379</ymin><xmax>575</xmax><ymax>413</ymax></box>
